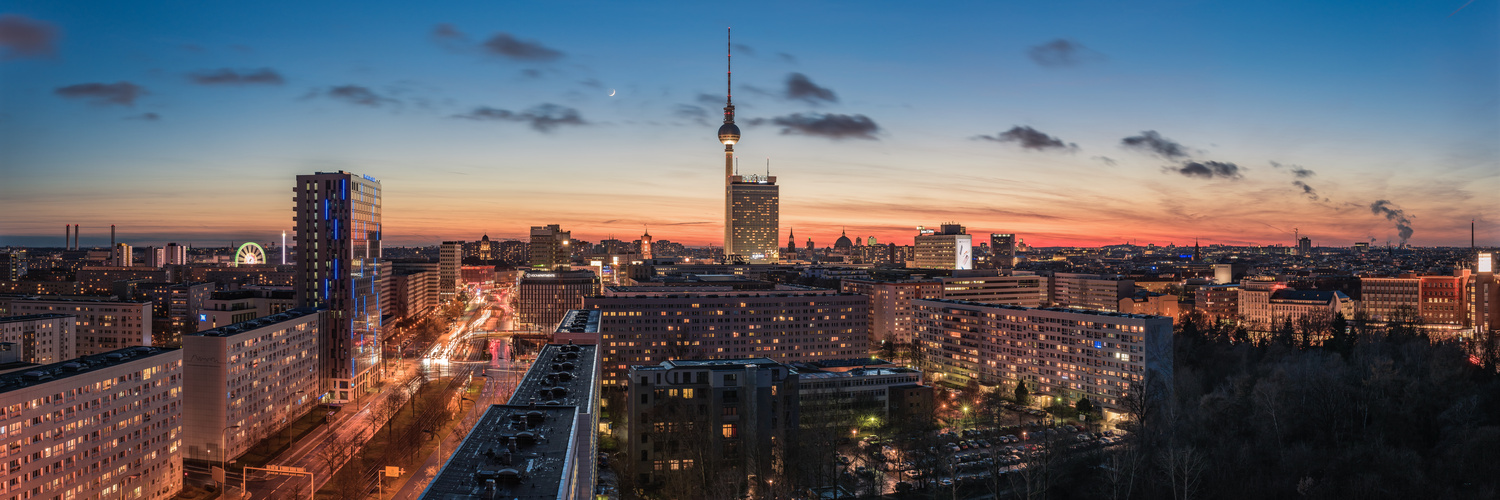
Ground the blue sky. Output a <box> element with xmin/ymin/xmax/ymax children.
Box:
<box><xmin>1</xmin><ymin>0</ymin><xmax>1495</xmax><ymax>248</ymax></box>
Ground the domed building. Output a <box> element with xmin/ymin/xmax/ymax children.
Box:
<box><xmin>833</xmin><ymin>229</ymin><xmax>854</xmax><ymax>255</ymax></box>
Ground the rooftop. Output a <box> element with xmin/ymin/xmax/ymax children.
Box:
<box><xmin>914</xmin><ymin>298</ymin><xmax>1169</xmax><ymax>320</ymax></box>
<box><xmin>0</xmin><ymin>314</ymin><xmax>73</xmax><ymax>324</ymax></box>
<box><xmin>189</xmin><ymin>308</ymin><xmax>320</xmax><ymax>338</ymax></box>
<box><xmin>634</xmin><ymin>357</ymin><xmax>783</xmax><ymax>372</ymax></box>
<box><xmin>0</xmin><ymin>346</ymin><xmax>179</xmax><ymax>394</ymax></box>
<box><xmin>552</xmin><ymin>310</ymin><xmax>599</xmax><ymax>334</ymax></box>
<box><xmin>507</xmin><ymin>343</ymin><xmax>598</xmax><ymax>415</ymax></box>
<box><xmin>420</xmin><ymin>404</ymin><xmax>579</xmax><ymax>500</ymax></box>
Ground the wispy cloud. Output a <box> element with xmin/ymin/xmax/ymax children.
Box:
<box><xmin>751</xmin><ymin>113</ymin><xmax>881</xmax><ymax>140</ymax></box>
<box><xmin>321</xmin><ymin>85</ymin><xmax>396</xmax><ymax>107</ymax></box>
<box><xmin>0</xmin><ymin>14</ymin><xmax>58</xmax><ymax>59</ymax></box>
<box><xmin>784</xmin><ymin>73</ymin><xmax>837</xmax><ymax>104</ymax></box>
<box><xmin>188</xmin><ymin>68</ymin><xmax>285</xmax><ymax>85</ymax></box>
<box><xmin>1122</xmin><ymin>130</ymin><xmax>1190</xmax><ymax>159</ymax></box>
<box><xmin>481</xmin><ymin>33</ymin><xmax>563</xmax><ymax>61</ymax></box>
<box><xmin>975</xmin><ymin>126</ymin><xmax>1077</xmax><ymax>152</ymax></box>
<box><xmin>1027</xmin><ymin>39</ymin><xmax>1103</xmax><ymax>68</ymax></box>
<box><xmin>54</xmin><ymin>82</ymin><xmax>147</xmax><ymax>106</ymax></box>
<box><xmin>454</xmin><ymin>104</ymin><xmax>586</xmax><ymax>132</ymax></box>
<box><xmin>1169</xmin><ymin>161</ymin><xmax>1243</xmax><ymax>180</ymax></box>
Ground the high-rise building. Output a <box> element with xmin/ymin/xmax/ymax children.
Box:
<box><xmin>114</xmin><ymin>242</ymin><xmax>134</xmax><ymax>266</ymax></box>
<box><xmin>912</xmin><ymin>223</ymin><xmax>972</xmax><ymax>270</ymax></box>
<box><xmin>139</xmin><ymin>281</ymin><xmax>215</xmax><ymax>346</ymax></box>
<box><xmin>293</xmin><ymin>171</ymin><xmax>383</xmax><ymax>403</ymax></box>
<box><xmin>0</xmin><ymin>250</ymin><xmax>26</xmax><ymax>281</ymax></box>
<box><xmin>717</xmin><ymin>34</ymin><xmax>780</xmax><ymax>265</ymax></box>
<box><xmin>530</xmin><ymin>224</ymin><xmax>572</xmax><ymax>270</ymax></box>
<box><xmin>164</xmin><ymin>242</ymin><xmax>189</xmax><ymax>265</ymax></box>
<box><xmin>1471</xmin><ymin>253</ymin><xmax>1498</xmax><ymax>335</ymax></box>
<box><xmin>913</xmin><ymin>298</ymin><xmax>1173</xmax><ymax>413</ymax></box>
<box><xmin>518</xmin><ymin>270</ymin><xmax>600</xmax><ymax>329</ymax></box>
<box><xmin>439</xmin><ymin>240</ymin><xmax>462</xmax><ymax>304</ymax></box>
<box><xmin>989</xmin><ymin>233</ymin><xmax>1016</xmax><ymax>269</ymax></box>
<box><xmin>0</xmin><ymin>346</ymin><xmax>184</xmax><ymax>500</ymax></box>
<box><xmin>1297</xmin><ymin>237</ymin><xmax>1312</xmax><ymax>257</ymax></box>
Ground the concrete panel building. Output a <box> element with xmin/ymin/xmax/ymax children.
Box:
<box><xmin>439</xmin><ymin>241</ymin><xmax>462</xmax><ymax>305</ymax></box>
<box><xmin>913</xmin><ymin>299</ymin><xmax>1173</xmax><ymax>413</ymax></box>
<box><xmin>912</xmin><ymin>224</ymin><xmax>972</xmax><ymax>270</ymax></box>
<box><xmin>0</xmin><ymin>346</ymin><xmax>183</xmax><ymax>500</ymax></box>
<box><xmin>1049</xmin><ymin>273</ymin><xmax>1135</xmax><ymax>312</ymax></box>
<box><xmin>939</xmin><ymin>272</ymin><xmax>1047</xmax><ymax>307</ymax></box>
<box><xmin>0</xmin><ymin>314</ymin><xmax>75</xmax><ymax>363</ymax></box>
<box><xmin>529</xmin><ymin>225</ymin><xmax>572</xmax><ymax>271</ymax></box>
<box><xmin>183</xmin><ymin>309</ymin><xmax>321</xmax><ymax>463</ymax></box>
<box><xmin>196</xmin><ymin>287</ymin><xmax>297</xmax><ymax>332</ymax></box>
<box><xmin>584</xmin><ymin>288</ymin><xmax>869</xmax><ymax>386</ymax></box>
<box><xmin>724</xmin><ymin>174</ymin><xmax>780</xmax><ymax>264</ymax></box>
<box><xmin>840</xmin><ymin>278</ymin><xmax>942</xmax><ymax>345</ymax></box>
<box><xmin>0</xmin><ymin>297</ymin><xmax>151</xmax><ymax>355</ymax></box>
<box><xmin>625</xmin><ymin>358</ymin><xmax>798</xmax><ymax>488</ymax></box>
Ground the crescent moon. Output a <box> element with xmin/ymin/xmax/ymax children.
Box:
<box><xmin>609</xmin><ymin>89</ymin><xmax>616</xmax><ymax>97</ymax></box>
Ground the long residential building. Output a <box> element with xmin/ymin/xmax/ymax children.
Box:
<box><xmin>0</xmin><ymin>314</ymin><xmax>76</xmax><ymax>363</ymax></box>
<box><xmin>913</xmin><ymin>299</ymin><xmax>1173</xmax><ymax>414</ymax></box>
<box><xmin>839</xmin><ymin>279</ymin><xmax>941</xmax><ymax>345</ymax></box>
<box><xmin>1360</xmin><ymin>271</ymin><xmax>1471</xmax><ymax>327</ymax></box>
<box><xmin>183</xmin><ymin>309</ymin><xmax>321</xmax><ymax>463</ymax></box>
<box><xmin>0</xmin><ymin>346</ymin><xmax>184</xmax><ymax>500</ymax></box>
<box><xmin>583</xmin><ymin>288</ymin><xmax>870</xmax><ymax>386</ymax></box>
<box><xmin>0</xmin><ymin>296</ymin><xmax>151</xmax><ymax>355</ymax></box>
<box><xmin>1048</xmin><ymin>273</ymin><xmax>1134</xmax><ymax>312</ymax></box>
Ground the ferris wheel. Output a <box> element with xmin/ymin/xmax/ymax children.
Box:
<box><xmin>235</xmin><ymin>242</ymin><xmax>267</xmax><ymax>266</ymax></box>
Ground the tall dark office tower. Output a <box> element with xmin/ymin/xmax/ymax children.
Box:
<box><xmin>294</xmin><ymin>171</ymin><xmax>383</xmax><ymax>403</ymax></box>
<box><xmin>990</xmin><ymin>233</ymin><xmax>1016</xmax><ymax>269</ymax></box>
<box><xmin>718</xmin><ymin>29</ymin><xmax>780</xmax><ymax>264</ymax></box>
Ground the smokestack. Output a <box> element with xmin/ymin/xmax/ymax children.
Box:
<box><xmin>72</xmin><ymin>224</ymin><xmax>78</xmax><ymax>250</ymax></box>
<box><xmin>111</xmin><ymin>225</ymin><xmax>116</xmax><ymax>249</ymax></box>
<box><xmin>64</xmin><ymin>225</ymin><xmax>69</xmax><ymax>249</ymax></box>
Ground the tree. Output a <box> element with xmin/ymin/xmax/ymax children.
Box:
<box><xmin>1076</xmin><ymin>398</ymin><xmax>1095</xmax><ymax>421</ymax></box>
<box><xmin>1014</xmin><ymin>380</ymin><xmax>1030</xmax><ymax>407</ymax></box>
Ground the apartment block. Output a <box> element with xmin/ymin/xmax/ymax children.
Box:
<box><xmin>0</xmin><ymin>297</ymin><xmax>151</xmax><ymax>355</ymax></box>
<box><xmin>625</xmin><ymin>358</ymin><xmax>798</xmax><ymax>487</ymax></box>
<box><xmin>1048</xmin><ymin>273</ymin><xmax>1135</xmax><ymax>312</ymax></box>
<box><xmin>183</xmin><ymin>309</ymin><xmax>321</xmax><ymax>463</ymax></box>
<box><xmin>0</xmin><ymin>346</ymin><xmax>184</xmax><ymax>500</ymax></box>
<box><xmin>0</xmin><ymin>314</ymin><xmax>75</xmax><ymax>364</ymax></box>
<box><xmin>913</xmin><ymin>299</ymin><xmax>1173</xmax><ymax>413</ymax></box>
<box><xmin>840</xmin><ymin>278</ymin><xmax>942</xmax><ymax>345</ymax></box>
<box><xmin>585</xmin><ymin>288</ymin><xmax>869</xmax><ymax>386</ymax></box>
<box><xmin>519</xmin><ymin>270</ymin><xmax>600</xmax><ymax>330</ymax></box>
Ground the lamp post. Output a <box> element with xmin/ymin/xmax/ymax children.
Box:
<box><xmin>219</xmin><ymin>425</ymin><xmax>240</xmax><ymax>494</ymax></box>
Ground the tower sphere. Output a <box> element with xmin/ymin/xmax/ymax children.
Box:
<box><xmin>718</xmin><ymin>123</ymin><xmax>741</xmax><ymax>145</ymax></box>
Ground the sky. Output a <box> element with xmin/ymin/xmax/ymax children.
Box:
<box><xmin>1</xmin><ymin>0</ymin><xmax>1496</xmax><ymax>249</ymax></box>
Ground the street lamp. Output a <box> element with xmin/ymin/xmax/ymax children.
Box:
<box><xmin>219</xmin><ymin>425</ymin><xmax>241</xmax><ymax>493</ymax></box>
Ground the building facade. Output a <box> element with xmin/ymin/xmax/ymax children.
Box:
<box><xmin>0</xmin><ymin>297</ymin><xmax>151</xmax><ymax>355</ymax></box>
<box><xmin>0</xmin><ymin>314</ymin><xmax>76</xmax><ymax>363</ymax></box>
<box><xmin>183</xmin><ymin>309</ymin><xmax>321</xmax><ymax>463</ymax></box>
<box><xmin>1049</xmin><ymin>273</ymin><xmax>1135</xmax><ymax>312</ymax></box>
<box><xmin>840</xmin><ymin>278</ymin><xmax>943</xmax><ymax>345</ymax></box>
<box><xmin>584</xmin><ymin>289</ymin><xmax>869</xmax><ymax>386</ymax></box>
<box><xmin>725</xmin><ymin>175</ymin><xmax>780</xmax><ymax>264</ymax></box>
<box><xmin>518</xmin><ymin>270</ymin><xmax>600</xmax><ymax>330</ymax></box>
<box><xmin>625</xmin><ymin>358</ymin><xmax>798</xmax><ymax>488</ymax></box>
<box><xmin>439</xmin><ymin>241</ymin><xmax>462</xmax><ymax>304</ymax></box>
<box><xmin>530</xmin><ymin>225</ymin><xmax>572</xmax><ymax>270</ymax></box>
<box><xmin>913</xmin><ymin>299</ymin><xmax>1173</xmax><ymax>413</ymax></box>
<box><xmin>0</xmin><ymin>346</ymin><xmax>184</xmax><ymax>500</ymax></box>
<box><xmin>912</xmin><ymin>224</ymin><xmax>972</xmax><ymax>270</ymax></box>
<box><xmin>939</xmin><ymin>272</ymin><xmax>1047</xmax><ymax>307</ymax></box>
<box><xmin>293</xmin><ymin>171</ymin><xmax>383</xmax><ymax>403</ymax></box>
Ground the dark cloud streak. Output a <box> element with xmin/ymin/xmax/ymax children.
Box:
<box><xmin>0</xmin><ymin>14</ymin><xmax>58</xmax><ymax>59</ymax></box>
<box><xmin>54</xmin><ymin>82</ymin><xmax>146</xmax><ymax>106</ymax></box>
<box><xmin>975</xmin><ymin>126</ymin><xmax>1077</xmax><ymax>152</ymax></box>
<box><xmin>1027</xmin><ymin>39</ymin><xmax>1101</xmax><ymax>67</ymax></box>
<box><xmin>188</xmin><ymin>68</ymin><xmax>285</xmax><ymax>85</ymax></box>
<box><xmin>454</xmin><ymin>103</ymin><xmax>586</xmax><ymax>132</ymax></box>
<box><xmin>481</xmin><ymin>33</ymin><xmax>563</xmax><ymax>61</ymax></box>
<box><xmin>1172</xmin><ymin>161</ymin><xmax>1242</xmax><ymax>180</ymax></box>
<box><xmin>1122</xmin><ymin>130</ymin><xmax>1190</xmax><ymax>159</ymax></box>
<box><xmin>784</xmin><ymin>73</ymin><xmax>837</xmax><ymax>104</ymax></box>
<box><xmin>752</xmin><ymin>113</ymin><xmax>881</xmax><ymax>140</ymax></box>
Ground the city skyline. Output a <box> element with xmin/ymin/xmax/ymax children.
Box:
<box><xmin>2</xmin><ymin>1</ymin><xmax>1497</xmax><ymax>248</ymax></box>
